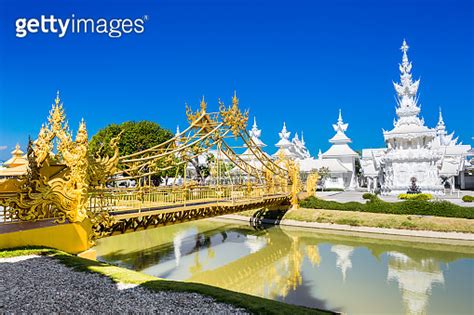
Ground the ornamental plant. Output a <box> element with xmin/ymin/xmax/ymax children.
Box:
<box><xmin>398</xmin><ymin>193</ymin><xmax>433</xmax><ymax>201</ymax></box>
<box><xmin>462</xmin><ymin>195</ymin><xmax>474</xmax><ymax>202</ymax></box>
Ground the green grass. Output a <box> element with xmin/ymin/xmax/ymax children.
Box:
<box><xmin>300</xmin><ymin>196</ymin><xmax>474</xmax><ymax>219</ymax></box>
<box><xmin>334</xmin><ymin>218</ymin><xmax>360</xmax><ymax>226</ymax></box>
<box><xmin>0</xmin><ymin>247</ymin><xmax>332</xmax><ymax>315</ymax></box>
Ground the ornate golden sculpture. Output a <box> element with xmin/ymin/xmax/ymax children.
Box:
<box><xmin>306</xmin><ymin>172</ymin><xmax>319</xmax><ymax>195</ymax></box>
<box><xmin>286</xmin><ymin>159</ymin><xmax>301</xmax><ymax>208</ymax></box>
<box><xmin>219</xmin><ymin>91</ymin><xmax>249</xmax><ymax>137</ymax></box>
<box><xmin>0</xmin><ymin>92</ymin><xmax>120</xmax><ymax>227</ymax></box>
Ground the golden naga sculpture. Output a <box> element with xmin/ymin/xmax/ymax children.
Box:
<box><xmin>0</xmin><ymin>92</ymin><xmax>120</xmax><ymax>224</ymax></box>
<box><xmin>306</xmin><ymin>172</ymin><xmax>319</xmax><ymax>195</ymax></box>
<box><xmin>286</xmin><ymin>159</ymin><xmax>301</xmax><ymax>209</ymax></box>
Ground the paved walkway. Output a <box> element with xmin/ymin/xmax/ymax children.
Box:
<box><xmin>317</xmin><ymin>190</ymin><xmax>473</xmax><ymax>207</ymax></box>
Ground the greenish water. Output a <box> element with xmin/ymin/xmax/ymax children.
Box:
<box><xmin>96</xmin><ymin>219</ymin><xmax>474</xmax><ymax>314</ymax></box>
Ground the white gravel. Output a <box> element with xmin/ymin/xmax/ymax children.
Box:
<box><xmin>0</xmin><ymin>255</ymin><xmax>249</xmax><ymax>314</ymax></box>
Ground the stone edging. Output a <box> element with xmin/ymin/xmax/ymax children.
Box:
<box><xmin>220</xmin><ymin>214</ymin><xmax>474</xmax><ymax>242</ymax></box>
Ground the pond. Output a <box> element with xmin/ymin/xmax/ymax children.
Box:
<box><xmin>96</xmin><ymin>219</ymin><xmax>474</xmax><ymax>314</ymax></box>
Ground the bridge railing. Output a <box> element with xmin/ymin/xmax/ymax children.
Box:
<box><xmin>88</xmin><ymin>185</ymin><xmax>283</xmax><ymax>214</ymax></box>
<box><xmin>0</xmin><ymin>192</ymin><xmax>63</xmax><ymax>225</ymax></box>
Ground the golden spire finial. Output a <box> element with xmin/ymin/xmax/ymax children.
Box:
<box><xmin>55</xmin><ymin>90</ymin><xmax>61</xmax><ymax>106</ymax></box>
<box><xmin>232</xmin><ymin>90</ymin><xmax>238</xmax><ymax>107</ymax></box>
<box><xmin>200</xmin><ymin>95</ymin><xmax>207</xmax><ymax>113</ymax></box>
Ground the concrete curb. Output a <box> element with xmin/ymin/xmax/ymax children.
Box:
<box><xmin>219</xmin><ymin>214</ymin><xmax>474</xmax><ymax>242</ymax></box>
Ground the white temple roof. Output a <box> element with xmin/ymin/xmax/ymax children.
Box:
<box><xmin>323</xmin><ymin>143</ymin><xmax>358</xmax><ymax>158</ymax></box>
<box><xmin>299</xmin><ymin>157</ymin><xmax>350</xmax><ymax>173</ymax></box>
<box><xmin>322</xmin><ymin>110</ymin><xmax>359</xmax><ymax>158</ymax></box>
<box><xmin>275</xmin><ymin>122</ymin><xmax>292</xmax><ymax>148</ymax></box>
<box><xmin>248</xmin><ymin>117</ymin><xmax>266</xmax><ymax>148</ymax></box>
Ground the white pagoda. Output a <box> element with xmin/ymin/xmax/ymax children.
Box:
<box><xmin>381</xmin><ymin>40</ymin><xmax>444</xmax><ymax>194</ymax></box>
<box><xmin>241</xmin><ymin>117</ymin><xmax>267</xmax><ymax>161</ymax></box>
<box><xmin>321</xmin><ymin>110</ymin><xmax>359</xmax><ymax>189</ymax></box>
<box><xmin>272</xmin><ymin>122</ymin><xmax>309</xmax><ymax>160</ymax></box>
<box><xmin>229</xmin><ymin>117</ymin><xmax>270</xmax><ymax>177</ymax></box>
<box><xmin>361</xmin><ymin>40</ymin><xmax>471</xmax><ymax>194</ymax></box>
<box><xmin>297</xmin><ymin>110</ymin><xmax>359</xmax><ymax>190</ymax></box>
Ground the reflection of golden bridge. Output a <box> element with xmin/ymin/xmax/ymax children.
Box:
<box><xmin>186</xmin><ymin>227</ymin><xmax>319</xmax><ymax>300</ymax></box>
<box><xmin>0</xmin><ymin>92</ymin><xmax>306</xmax><ymax>252</ymax></box>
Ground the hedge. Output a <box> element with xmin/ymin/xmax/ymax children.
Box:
<box><xmin>299</xmin><ymin>196</ymin><xmax>474</xmax><ymax>219</ymax></box>
<box><xmin>462</xmin><ymin>195</ymin><xmax>474</xmax><ymax>203</ymax></box>
<box><xmin>398</xmin><ymin>193</ymin><xmax>433</xmax><ymax>201</ymax></box>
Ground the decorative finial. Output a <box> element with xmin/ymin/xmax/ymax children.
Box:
<box><xmin>199</xmin><ymin>95</ymin><xmax>207</xmax><ymax>113</ymax></box>
<box><xmin>301</xmin><ymin>131</ymin><xmax>305</xmax><ymax>145</ymax></box>
<box><xmin>401</xmin><ymin>39</ymin><xmax>409</xmax><ymax>54</ymax></box>
<box><xmin>338</xmin><ymin>109</ymin><xmax>343</xmax><ymax>123</ymax></box>
<box><xmin>253</xmin><ymin>116</ymin><xmax>257</xmax><ymax>128</ymax></box>
<box><xmin>176</xmin><ymin>125</ymin><xmax>180</xmax><ymax>134</ymax></box>
<box><xmin>232</xmin><ymin>90</ymin><xmax>238</xmax><ymax>107</ymax></box>
<box><xmin>55</xmin><ymin>90</ymin><xmax>61</xmax><ymax>106</ymax></box>
<box><xmin>279</xmin><ymin>122</ymin><xmax>290</xmax><ymax>140</ymax></box>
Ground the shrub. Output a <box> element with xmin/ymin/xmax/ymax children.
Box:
<box><xmin>462</xmin><ymin>195</ymin><xmax>474</xmax><ymax>203</ymax></box>
<box><xmin>398</xmin><ymin>193</ymin><xmax>433</xmax><ymax>201</ymax></box>
<box><xmin>362</xmin><ymin>193</ymin><xmax>375</xmax><ymax>200</ymax></box>
<box><xmin>299</xmin><ymin>196</ymin><xmax>474</xmax><ymax>219</ymax></box>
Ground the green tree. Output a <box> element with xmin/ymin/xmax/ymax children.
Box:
<box><xmin>318</xmin><ymin>166</ymin><xmax>330</xmax><ymax>191</ymax></box>
<box><xmin>89</xmin><ymin>121</ymin><xmax>180</xmax><ymax>185</ymax></box>
<box><xmin>89</xmin><ymin>121</ymin><xmax>173</xmax><ymax>157</ymax></box>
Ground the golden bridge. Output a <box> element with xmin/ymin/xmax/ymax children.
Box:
<box><xmin>0</xmin><ymin>92</ymin><xmax>317</xmax><ymax>253</ymax></box>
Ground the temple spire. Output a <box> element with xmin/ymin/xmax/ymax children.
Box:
<box><xmin>332</xmin><ymin>109</ymin><xmax>348</xmax><ymax>133</ymax></box>
<box><xmin>200</xmin><ymin>95</ymin><xmax>207</xmax><ymax>113</ymax></box>
<box><xmin>248</xmin><ymin>116</ymin><xmax>265</xmax><ymax>147</ymax></box>
<box><xmin>279</xmin><ymin>122</ymin><xmax>290</xmax><ymax>140</ymax></box>
<box><xmin>437</xmin><ymin>107</ymin><xmax>445</xmax><ymax>126</ymax></box>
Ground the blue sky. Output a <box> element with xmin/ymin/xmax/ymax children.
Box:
<box><xmin>0</xmin><ymin>0</ymin><xmax>472</xmax><ymax>160</ymax></box>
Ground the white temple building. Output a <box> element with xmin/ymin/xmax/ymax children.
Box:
<box><xmin>320</xmin><ymin>110</ymin><xmax>359</xmax><ymax>189</ymax></box>
<box><xmin>272</xmin><ymin>122</ymin><xmax>310</xmax><ymax>160</ymax></box>
<box><xmin>230</xmin><ymin>117</ymin><xmax>269</xmax><ymax>176</ymax></box>
<box><xmin>361</xmin><ymin>40</ymin><xmax>471</xmax><ymax>195</ymax></box>
<box><xmin>297</xmin><ymin>111</ymin><xmax>359</xmax><ymax>190</ymax></box>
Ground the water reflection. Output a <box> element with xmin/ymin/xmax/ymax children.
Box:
<box><xmin>96</xmin><ymin>220</ymin><xmax>474</xmax><ymax>314</ymax></box>
<box><xmin>331</xmin><ymin>245</ymin><xmax>354</xmax><ymax>282</ymax></box>
<box><xmin>387</xmin><ymin>252</ymin><xmax>445</xmax><ymax>315</ymax></box>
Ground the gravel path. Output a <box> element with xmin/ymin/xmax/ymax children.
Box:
<box><xmin>0</xmin><ymin>255</ymin><xmax>249</xmax><ymax>314</ymax></box>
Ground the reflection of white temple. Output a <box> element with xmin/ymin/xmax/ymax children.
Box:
<box><xmin>244</xmin><ymin>235</ymin><xmax>267</xmax><ymax>254</ymax></box>
<box><xmin>331</xmin><ymin>245</ymin><xmax>354</xmax><ymax>282</ymax></box>
<box><xmin>173</xmin><ymin>230</ymin><xmax>195</xmax><ymax>267</ymax></box>
<box><xmin>387</xmin><ymin>251</ymin><xmax>444</xmax><ymax>315</ymax></box>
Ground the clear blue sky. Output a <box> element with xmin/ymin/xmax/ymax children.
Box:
<box><xmin>0</xmin><ymin>0</ymin><xmax>472</xmax><ymax>160</ymax></box>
